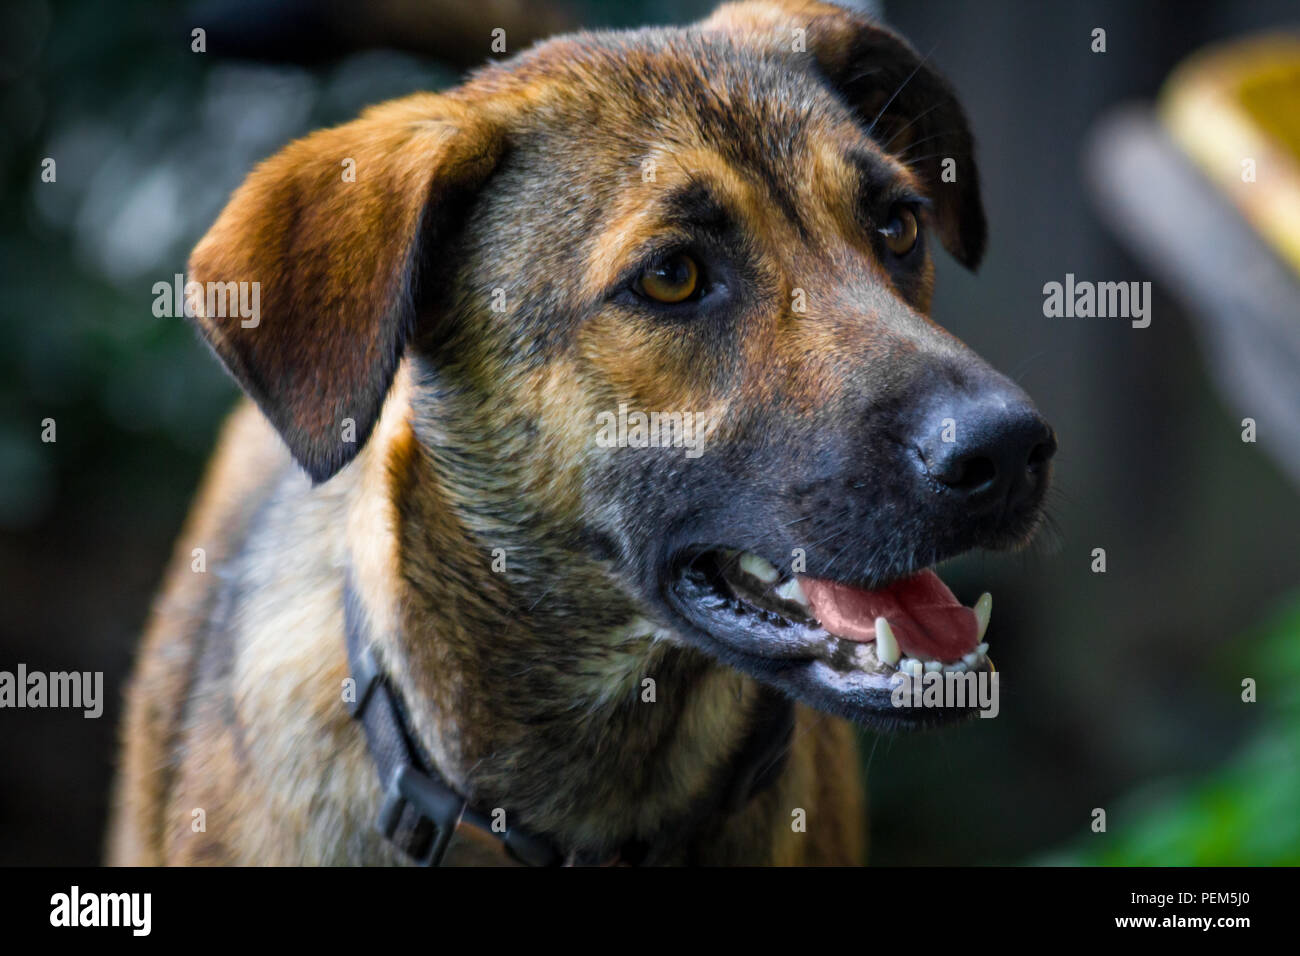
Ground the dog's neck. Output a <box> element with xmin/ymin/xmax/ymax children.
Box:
<box><xmin>341</xmin><ymin>365</ymin><xmax>772</xmax><ymax>856</ymax></box>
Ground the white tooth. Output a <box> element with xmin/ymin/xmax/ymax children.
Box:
<box><xmin>976</xmin><ymin>642</ymin><xmax>989</xmax><ymax>656</ymax></box>
<box><xmin>775</xmin><ymin>577</ymin><xmax>809</xmax><ymax>607</ymax></box>
<box><xmin>874</xmin><ymin>616</ymin><xmax>900</xmax><ymax>667</ymax></box>
<box><xmin>974</xmin><ymin>592</ymin><xmax>992</xmax><ymax>640</ymax></box>
<box><xmin>944</xmin><ymin>661</ymin><xmax>969</xmax><ymax>673</ymax></box>
<box><xmin>962</xmin><ymin>651</ymin><xmax>981</xmax><ymax>667</ymax></box>
<box><xmin>903</xmin><ymin>658</ymin><xmax>923</xmax><ymax>678</ymax></box>
<box><xmin>739</xmin><ymin>552</ymin><xmax>779</xmax><ymax>583</ymax></box>
<box><xmin>924</xmin><ymin>660</ymin><xmax>943</xmax><ymax>673</ymax></box>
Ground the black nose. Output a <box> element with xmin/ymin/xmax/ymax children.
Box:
<box><xmin>913</xmin><ymin>382</ymin><xmax>1056</xmax><ymax>514</ymax></box>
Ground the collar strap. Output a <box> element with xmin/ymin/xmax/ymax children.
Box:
<box><xmin>343</xmin><ymin>574</ymin><xmax>793</xmax><ymax>866</ymax></box>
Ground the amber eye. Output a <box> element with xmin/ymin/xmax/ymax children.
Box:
<box><xmin>636</xmin><ymin>253</ymin><xmax>700</xmax><ymax>304</ymax></box>
<box><xmin>879</xmin><ymin>204</ymin><xmax>919</xmax><ymax>257</ymax></box>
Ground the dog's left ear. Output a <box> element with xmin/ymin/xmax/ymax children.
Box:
<box><xmin>704</xmin><ymin>0</ymin><xmax>987</xmax><ymax>269</ymax></box>
<box><xmin>188</xmin><ymin>93</ymin><xmax>504</xmax><ymax>483</ymax></box>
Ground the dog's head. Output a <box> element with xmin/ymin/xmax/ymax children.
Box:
<box><xmin>188</xmin><ymin>0</ymin><xmax>1055</xmax><ymax>729</ymax></box>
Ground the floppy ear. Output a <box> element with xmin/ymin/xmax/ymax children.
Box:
<box><xmin>703</xmin><ymin>0</ymin><xmax>987</xmax><ymax>269</ymax></box>
<box><xmin>188</xmin><ymin>93</ymin><xmax>503</xmax><ymax>483</ymax></box>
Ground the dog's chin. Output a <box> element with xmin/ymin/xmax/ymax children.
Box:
<box><xmin>660</xmin><ymin>547</ymin><xmax>997</xmax><ymax>731</ymax></box>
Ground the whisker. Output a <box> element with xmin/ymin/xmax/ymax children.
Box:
<box><xmin>865</xmin><ymin>40</ymin><xmax>940</xmax><ymax>138</ymax></box>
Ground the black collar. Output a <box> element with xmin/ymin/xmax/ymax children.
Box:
<box><xmin>343</xmin><ymin>574</ymin><xmax>794</xmax><ymax>866</ymax></box>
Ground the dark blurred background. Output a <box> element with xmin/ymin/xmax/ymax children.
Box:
<box><xmin>1</xmin><ymin>0</ymin><xmax>1297</xmax><ymax>865</ymax></box>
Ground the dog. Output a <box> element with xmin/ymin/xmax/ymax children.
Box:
<box><xmin>108</xmin><ymin>0</ymin><xmax>1055</xmax><ymax>866</ymax></box>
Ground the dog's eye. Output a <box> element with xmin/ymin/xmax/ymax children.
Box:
<box><xmin>879</xmin><ymin>204</ymin><xmax>919</xmax><ymax>257</ymax></box>
<box><xmin>636</xmin><ymin>253</ymin><xmax>700</xmax><ymax>304</ymax></box>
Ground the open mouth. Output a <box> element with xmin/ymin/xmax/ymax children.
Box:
<box><xmin>666</xmin><ymin>548</ymin><xmax>994</xmax><ymax>728</ymax></box>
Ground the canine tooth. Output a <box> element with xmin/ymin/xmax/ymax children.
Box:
<box><xmin>874</xmin><ymin>617</ymin><xmax>900</xmax><ymax>666</ymax></box>
<box><xmin>774</xmin><ymin>577</ymin><xmax>809</xmax><ymax>606</ymax></box>
<box><xmin>974</xmin><ymin>592</ymin><xmax>992</xmax><ymax>640</ymax></box>
<box><xmin>739</xmin><ymin>552</ymin><xmax>779</xmax><ymax>583</ymax></box>
<box><xmin>976</xmin><ymin>642</ymin><xmax>989</xmax><ymax>656</ymax></box>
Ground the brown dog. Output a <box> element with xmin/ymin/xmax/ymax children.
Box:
<box><xmin>109</xmin><ymin>0</ymin><xmax>1055</xmax><ymax>865</ymax></box>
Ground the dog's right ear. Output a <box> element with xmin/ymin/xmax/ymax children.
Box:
<box><xmin>188</xmin><ymin>93</ymin><xmax>503</xmax><ymax>483</ymax></box>
<box><xmin>704</xmin><ymin>0</ymin><xmax>987</xmax><ymax>270</ymax></box>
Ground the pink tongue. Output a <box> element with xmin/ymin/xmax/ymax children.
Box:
<box><xmin>798</xmin><ymin>569</ymin><xmax>978</xmax><ymax>662</ymax></box>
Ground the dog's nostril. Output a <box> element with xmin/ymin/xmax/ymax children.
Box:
<box><xmin>1026</xmin><ymin>437</ymin><xmax>1055</xmax><ymax>473</ymax></box>
<box><xmin>938</xmin><ymin>453</ymin><xmax>998</xmax><ymax>493</ymax></box>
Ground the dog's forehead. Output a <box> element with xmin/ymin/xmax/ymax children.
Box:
<box><xmin>479</xmin><ymin>27</ymin><xmax>885</xmax><ymax>177</ymax></box>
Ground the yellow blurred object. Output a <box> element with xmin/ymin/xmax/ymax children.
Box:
<box><xmin>1160</xmin><ymin>35</ymin><xmax>1300</xmax><ymax>276</ymax></box>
